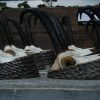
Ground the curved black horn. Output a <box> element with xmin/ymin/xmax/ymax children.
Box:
<box><xmin>77</xmin><ymin>9</ymin><xmax>95</xmax><ymax>21</ymax></box>
<box><xmin>86</xmin><ymin>19</ymin><xmax>100</xmax><ymax>48</ymax></box>
<box><xmin>0</xmin><ymin>19</ymin><xmax>7</xmax><ymax>47</ymax></box>
<box><xmin>61</xmin><ymin>16</ymin><xmax>73</xmax><ymax>45</ymax></box>
<box><xmin>36</xmin><ymin>10</ymin><xmax>68</xmax><ymax>52</ymax></box>
<box><xmin>20</xmin><ymin>9</ymin><xmax>36</xmax><ymax>45</ymax></box>
<box><xmin>20</xmin><ymin>9</ymin><xmax>68</xmax><ymax>53</ymax></box>
<box><xmin>0</xmin><ymin>11</ymin><xmax>13</xmax><ymax>45</ymax></box>
<box><xmin>27</xmin><ymin>13</ymin><xmax>38</xmax><ymax>27</ymax></box>
<box><xmin>77</xmin><ymin>6</ymin><xmax>100</xmax><ymax>21</ymax></box>
<box><xmin>7</xmin><ymin>18</ymin><xmax>28</xmax><ymax>47</ymax></box>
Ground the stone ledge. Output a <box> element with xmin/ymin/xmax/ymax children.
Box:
<box><xmin>0</xmin><ymin>77</ymin><xmax>100</xmax><ymax>91</ymax></box>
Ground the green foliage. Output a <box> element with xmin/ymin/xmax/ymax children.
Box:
<box><xmin>0</xmin><ymin>2</ymin><xmax>12</xmax><ymax>10</ymax></box>
<box><xmin>1</xmin><ymin>7</ymin><xmax>12</xmax><ymax>10</ymax></box>
<box><xmin>17</xmin><ymin>1</ymin><xmax>30</xmax><ymax>8</ymax></box>
<box><xmin>42</xmin><ymin>0</ymin><xmax>57</xmax><ymax>7</ymax></box>
<box><xmin>0</xmin><ymin>2</ymin><xmax>7</xmax><ymax>8</ymax></box>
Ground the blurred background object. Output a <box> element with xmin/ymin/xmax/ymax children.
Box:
<box><xmin>0</xmin><ymin>0</ymin><xmax>99</xmax><ymax>8</ymax></box>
